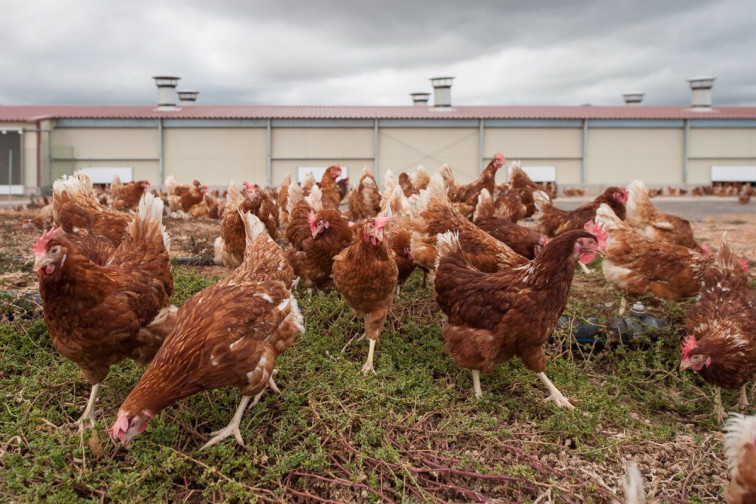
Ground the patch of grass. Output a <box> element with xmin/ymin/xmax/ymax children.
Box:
<box><xmin>0</xmin><ymin>267</ymin><xmax>743</xmax><ymax>502</ymax></box>
<box><xmin>169</xmin><ymin>264</ymin><xmax>222</xmax><ymax>306</ymax></box>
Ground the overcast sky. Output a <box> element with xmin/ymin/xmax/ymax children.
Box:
<box><xmin>1</xmin><ymin>0</ymin><xmax>754</xmax><ymax>107</ymax></box>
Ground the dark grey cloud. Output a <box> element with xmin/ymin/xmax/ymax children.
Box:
<box><xmin>1</xmin><ymin>0</ymin><xmax>754</xmax><ymax>107</ymax></box>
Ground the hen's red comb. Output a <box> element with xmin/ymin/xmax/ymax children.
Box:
<box><xmin>32</xmin><ymin>227</ymin><xmax>62</xmax><ymax>257</ymax></box>
<box><xmin>700</xmin><ymin>242</ymin><xmax>712</xmax><ymax>255</ymax></box>
<box><xmin>307</xmin><ymin>210</ymin><xmax>318</xmax><ymax>228</ymax></box>
<box><xmin>681</xmin><ymin>335</ymin><xmax>697</xmax><ymax>359</ymax></box>
<box><xmin>584</xmin><ymin>220</ymin><xmax>607</xmax><ymax>249</ymax></box>
<box><xmin>493</xmin><ymin>153</ymin><xmax>506</xmax><ymax>161</ymax></box>
<box><xmin>242</xmin><ymin>181</ymin><xmax>257</xmax><ymax>194</ymax></box>
<box><xmin>374</xmin><ymin>216</ymin><xmax>392</xmax><ymax>230</ymax></box>
<box><xmin>740</xmin><ymin>258</ymin><xmax>749</xmax><ymax>273</ymax></box>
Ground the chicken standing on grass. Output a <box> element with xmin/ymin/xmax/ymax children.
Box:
<box><xmin>33</xmin><ymin>192</ymin><xmax>175</xmax><ymax>429</ymax></box>
<box><xmin>111</xmin><ymin>212</ymin><xmax>303</xmax><ymax>450</ymax></box>
<box><xmin>433</xmin><ymin>221</ymin><xmax>607</xmax><ymax>405</ymax></box>
<box><xmin>680</xmin><ymin>239</ymin><xmax>755</xmax><ymax>421</ymax></box>
<box><xmin>333</xmin><ymin>216</ymin><xmax>398</xmax><ymax>374</ymax></box>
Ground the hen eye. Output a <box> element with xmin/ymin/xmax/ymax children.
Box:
<box><xmin>51</xmin><ymin>245</ymin><xmax>60</xmax><ymax>254</ymax></box>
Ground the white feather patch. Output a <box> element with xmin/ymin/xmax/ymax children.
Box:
<box><xmin>724</xmin><ymin>413</ymin><xmax>756</xmax><ymax>475</ymax></box>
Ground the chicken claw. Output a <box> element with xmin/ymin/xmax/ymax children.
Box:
<box><xmin>544</xmin><ymin>392</ymin><xmax>576</xmax><ymax>409</ymax></box>
<box><xmin>538</xmin><ymin>372</ymin><xmax>575</xmax><ymax>409</ymax></box>
<box><xmin>201</xmin><ymin>394</ymin><xmax>253</xmax><ymax>450</ymax></box>
<box><xmin>200</xmin><ymin>372</ymin><xmax>283</xmax><ymax>450</ymax></box>
<box><xmin>360</xmin><ymin>339</ymin><xmax>377</xmax><ymax>375</ymax></box>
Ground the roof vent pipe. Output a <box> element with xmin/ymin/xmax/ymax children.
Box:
<box><xmin>178</xmin><ymin>90</ymin><xmax>199</xmax><ymax>105</ymax></box>
<box><xmin>622</xmin><ymin>93</ymin><xmax>644</xmax><ymax>105</ymax></box>
<box><xmin>153</xmin><ymin>76</ymin><xmax>180</xmax><ymax>110</ymax></box>
<box><xmin>430</xmin><ymin>76</ymin><xmax>454</xmax><ymax>108</ymax></box>
<box><xmin>410</xmin><ymin>92</ymin><xmax>431</xmax><ymax>106</ymax></box>
<box><xmin>687</xmin><ymin>76</ymin><xmax>715</xmax><ymax>110</ymax></box>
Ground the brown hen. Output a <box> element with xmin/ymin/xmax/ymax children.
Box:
<box><xmin>347</xmin><ymin>167</ymin><xmax>382</xmax><ymax>221</ymax></box>
<box><xmin>408</xmin><ymin>174</ymin><xmax>528</xmax><ymax>276</ymax></box>
<box><xmin>595</xmin><ymin>204</ymin><xmax>715</xmax><ymax>301</ymax></box>
<box><xmin>533</xmin><ymin>186</ymin><xmax>627</xmax><ymax>238</ymax></box>
<box><xmin>285</xmin><ymin>184</ymin><xmax>353</xmax><ymax>290</ymax></box>
<box><xmin>626</xmin><ymin>179</ymin><xmax>700</xmax><ymax>250</ymax></box>
<box><xmin>433</xmin><ymin>222</ymin><xmax>606</xmax><ymax>403</ymax></box>
<box><xmin>320</xmin><ymin>164</ymin><xmax>345</xmax><ymax>210</ymax></box>
<box><xmin>680</xmin><ymin>240</ymin><xmax>755</xmax><ymax>420</ymax></box>
<box><xmin>473</xmin><ymin>188</ymin><xmax>547</xmax><ymax>260</ymax></box>
<box><xmin>111</xmin><ymin>175</ymin><xmax>150</xmax><ymax>212</ymax></box>
<box><xmin>333</xmin><ymin>216</ymin><xmax>398</xmax><ymax>373</ymax></box>
<box><xmin>33</xmin><ymin>192</ymin><xmax>175</xmax><ymax>428</ymax></box>
<box><xmin>111</xmin><ymin>212</ymin><xmax>302</xmax><ymax>449</ymax></box>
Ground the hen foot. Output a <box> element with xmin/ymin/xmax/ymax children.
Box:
<box><xmin>200</xmin><ymin>394</ymin><xmax>254</xmax><ymax>451</ymax></box>
<box><xmin>537</xmin><ymin>372</ymin><xmax>575</xmax><ymax>409</ymax></box>
<box><xmin>360</xmin><ymin>338</ymin><xmax>377</xmax><ymax>375</ymax></box>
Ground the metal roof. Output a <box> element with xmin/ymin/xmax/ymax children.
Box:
<box><xmin>2</xmin><ymin>104</ymin><xmax>756</xmax><ymax>122</ymax></box>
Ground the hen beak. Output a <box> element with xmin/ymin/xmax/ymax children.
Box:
<box><xmin>679</xmin><ymin>360</ymin><xmax>692</xmax><ymax>371</ymax></box>
<box><xmin>33</xmin><ymin>254</ymin><xmax>51</xmax><ymax>273</ymax></box>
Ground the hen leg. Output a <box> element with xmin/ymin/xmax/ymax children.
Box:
<box><xmin>267</xmin><ymin>369</ymin><xmax>282</xmax><ymax>395</ymax></box>
<box><xmin>201</xmin><ymin>394</ymin><xmax>253</xmax><ymax>450</ymax></box>
<box><xmin>578</xmin><ymin>262</ymin><xmax>592</xmax><ymax>275</ymax></box>
<box><xmin>340</xmin><ymin>316</ymin><xmax>367</xmax><ymax>354</ymax></box>
<box><xmin>537</xmin><ymin>372</ymin><xmax>575</xmax><ymax>409</ymax></box>
<box><xmin>360</xmin><ymin>309</ymin><xmax>388</xmax><ymax>374</ymax></box>
<box><xmin>76</xmin><ymin>383</ymin><xmax>101</xmax><ymax>431</ymax></box>
<box><xmin>714</xmin><ymin>387</ymin><xmax>725</xmax><ymax>423</ymax></box>
<box><xmin>738</xmin><ymin>385</ymin><xmax>749</xmax><ymax>409</ymax></box>
<box><xmin>361</xmin><ymin>339</ymin><xmax>377</xmax><ymax>374</ymax></box>
<box><xmin>618</xmin><ymin>296</ymin><xmax>627</xmax><ymax>316</ymax></box>
<box><xmin>471</xmin><ymin>370</ymin><xmax>482</xmax><ymax>398</ymax></box>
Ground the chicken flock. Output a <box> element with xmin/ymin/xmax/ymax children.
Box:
<box><xmin>25</xmin><ymin>157</ymin><xmax>756</xmax><ymax>502</ymax></box>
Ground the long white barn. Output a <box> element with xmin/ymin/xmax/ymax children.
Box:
<box><xmin>1</xmin><ymin>80</ymin><xmax>755</xmax><ymax>194</ymax></box>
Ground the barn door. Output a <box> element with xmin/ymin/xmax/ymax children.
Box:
<box><xmin>0</xmin><ymin>129</ymin><xmax>23</xmax><ymax>194</ymax></box>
